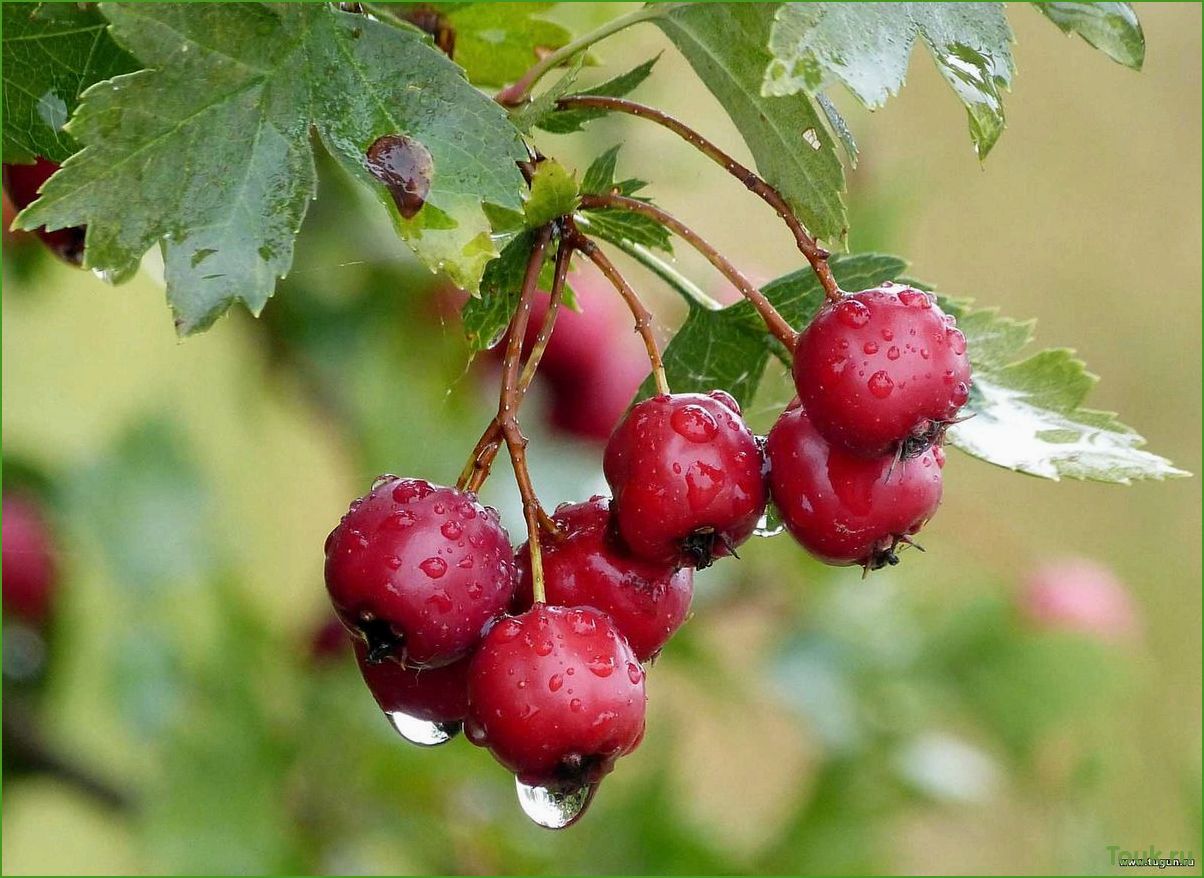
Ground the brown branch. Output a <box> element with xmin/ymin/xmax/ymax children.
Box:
<box><xmin>578</xmin><ymin>192</ymin><xmax>799</xmax><ymax>350</ymax></box>
<box><xmin>557</xmin><ymin>95</ymin><xmax>842</xmax><ymax>303</ymax></box>
<box><xmin>566</xmin><ymin>223</ymin><xmax>670</xmax><ymax>396</ymax></box>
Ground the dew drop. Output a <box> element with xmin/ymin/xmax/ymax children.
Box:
<box><xmin>868</xmin><ymin>370</ymin><xmax>895</xmax><ymax>398</ymax></box>
<box><xmin>685</xmin><ymin>460</ymin><xmax>724</xmax><ymax>510</ymax></box>
<box><xmin>515</xmin><ymin>777</ymin><xmax>595</xmax><ymax>829</ymax></box>
<box><xmin>457</xmin><ymin>501</ymin><xmax>477</xmax><ymax>520</ymax></box>
<box><xmin>626</xmin><ymin>662</ymin><xmax>643</xmax><ymax>685</ymax></box>
<box><xmin>548</xmin><ymin>673</ymin><xmax>564</xmax><ymax>692</ymax></box>
<box><xmin>385</xmin><ymin>555</ymin><xmax>402</xmax><ymax>570</ymax></box>
<box><xmin>372</xmin><ymin>473</ymin><xmax>398</xmax><ymax>490</ymax></box>
<box><xmin>366</xmin><ymin>133</ymin><xmax>434</xmax><ymax>219</ymax></box>
<box><xmin>387</xmin><ymin>711</ymin><xmax>460</xmax><ymax>746</ymax></box>
<box><xmin>887</xmin><ymin>346</ymin><xmax>900</xmax><ymax>361</ymax></box>
<box><xmin>835</xmin><ymin>299</ymin><xmax>871</xmax><ymax>328</ymax></box>
<box><xmin>441</xmin><ymin>520</ymin><xmax>464</xmax><ymax>540</ymax></box>
<box><xmin>567</xmin><ymin>610</ymin><xmax>597</xmax><ymax>636</ymax></box>
<box><xmin>897</xmin><ymin>289</ymin><xmax>930</xmax><ymax>308</ymax></box>
<box><xmin>495</xmin><ymin>619</ymin><xmax>523</xmax><ymax>641</ymax></box>
<box><xmin>951</xmin><ymin>382</ymin><xmax>970</xmax><ymax>406</ymax></box>
<box><xmin>586</xmin><ymin>655</ymin><xmax>615</xmax><ymax>677</ymax></box>
<box><xmin>393</xmin><ymin>481</ymin><xmax>433</xmax><ymax>504</ymax></box>
<box><xmin>569</xmin><ymin>697</ymin><xmax>584</xmax><ymax>711</ymax></box>
<box><xmin>753</xmin><ymin>509</ymin><xmax>784</xmax><ymax>538</ymax></box>
<box><xmin>947</xmin><ymin>328</ymin><xmax>967</xmax><ymax>355</ymax></box>
<box><xmin>863</xmin><ymin>341</ymin><xmax>879</xmax><ymax>355</ymax></box>
<box><xmin>670</xmin><ymin>404</ymin><xmax>719</xmax><ymax>442</ymax></box>
<box><xmin>881</xmin><ymin>328</ymin><xmax>894</xmax><ymax>341</ymax></box>
<box><xmin>420</xmin><ymin>557</ymin><xmax>448</xmax><ymax>579</ymax></box>
<box><xmin>533</xmin><ymin>639</ymin><xmax>554</xmax><ymax>656</ymax></box>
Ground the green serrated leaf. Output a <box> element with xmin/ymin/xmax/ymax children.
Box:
<box><xmin>536</xmin><ymin>54</ymin><xmax>660</xmax><ymax>135</ymax></box>
<box><xmin>648</xmin><ymin>3</ymin><xmax>847</xmax><ymax>244</ymax></box>
<box><xmin>511</xmin><ymin>55</ymin><xmax>585</xmax><ymax>134</ymax></box>
<box><xmin>2</xmin><ymin>2</ymin><xmax>140</xmax><ymax>163</ymax></box>
<box><xmin>16</xmin><ymin>3</ymin><xmax>527</xmax><ymax>334</ymax></box>
<box><xmin>524</xmin><ymin>159</ymin><xmax>579</xmax><ymax>228</ymax></box>
<box><xmin>447</xmin><ymin>2</ymin><xmax>573</xmax><ymax>87</ymax></box>
<box><xmin>577</xmin><ymin>145</ymin><xmax>671</xmax><ymax>252</ymax></box>
<box><xmin>764</xmin><ymin>3</ymin><xmax>1015</xmax><ymax>159</ymax></box>
<box><xmin>938</xmin><ymin>301</ymin><xmax>1185</xmax><ymax>483</ymax></box>
<box><xmin>1034</xmin><ymin>2</ymin><xmax>1144</xmax><ymax>70</ymax></box>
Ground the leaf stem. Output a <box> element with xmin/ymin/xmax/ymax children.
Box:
<box><xmin>578</xmin><ymin>192</ymin><xmax>799</xmax><ymax>350</ymax></box>
<box><xmin>568</xmin><ymin>223</ymin><xmax>670</xmax><ymax>396</ymax></box>
<box><xmin>495</xmin><ymin>5</ymin><xmax>670</xmax><ymax>106</ymax></box>
<box><xmin>557</xmin><ymin>95</ymin><xmax>842</xmax><ymax>303</ymax></box>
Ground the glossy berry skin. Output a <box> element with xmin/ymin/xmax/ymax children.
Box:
<box><xmin>604</xmin><ymin>391</ymin><xmax>766</xmax><ymax>568</ymax></box>
<box><xmin>766</xmin><ymin>404</ymin><xmax>943</xmax><ymax>569</ymax></box>
<box><xmin>465</xmin><ymin>605</ymin><xmax>646</xmax><ymax>790</ymax></box>
<box><xmin>354</xmin><ymin>640</ymin><xmax>471</xmax><ymax>724</ymax></box>
<box><xmin>513</xmin><ymin>497</ymin><xmax>693</xmax><ymax>661</ymax></box>
<box><xmin>2</xmin><ymin>494</ymin><xmax>57</xmax><ymax>625</ymax></box>
<box><xmin>3</xmin><ymin>159</ymin><xmax>86</xmax><ymax>266</ymax></box>
<box><xmin>324</xmin><ymin>477</ymin><xmax>516</xmax><ymax>668</ymax></box>
<box><xmin>793</xmin><ymin>283</ymin><xmax>971</xmax><ymax>456</ymax></box>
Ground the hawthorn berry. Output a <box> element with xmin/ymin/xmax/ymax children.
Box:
<box><xmin>465</xmin><ymin>605</ymin><xmax>646</xmax><ymax>792</ymax></box>
<box><xmin>766</xmin><ymin>403</ymin><xmax>943</xmax><ymax>570</ymax></box>
<box><xmin>353</xmin><ymin>639</ymin><xmax>471</xmax><ymax>729</ymax></box>
<box><xmin>2</xmin><ymin>494</ymin><xmax>57</xmax><ymax>626</ymax></box>
<box><xmin>513</xmin><ymin>497</ymin><xmax>693</xmax><ymax>661</ymax></box>
<box><xmin>792</xmin><ymin>283</ymin><xmax>971</xmax><ymax>456</ymax></box>
<box><xmin>2</xmin><ymin>159</ymin><xmax>86</xmax><ymax>266</ymax></box>
<box><xmin>324</xmin><ymin>476</ymin><xmax>516</xmax><ymax>668</ymax></box>
<box><xmin>604</xmin><ymin>391</ymin><xmax>766</xmax><ymax>567</ymax></box>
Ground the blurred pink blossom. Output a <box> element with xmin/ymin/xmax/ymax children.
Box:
<box><xmin>1020</xmin><ymin>557</ymin><xmax>1140</xmax><ymax>641</ymax></box>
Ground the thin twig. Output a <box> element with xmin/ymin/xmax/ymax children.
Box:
<box><xmin>567</xmin><ymin>224</ymin><xmax>670</xmax><ymax>396</ymax></box>
<box><xmin>578</xmin><ymin>193</ymin><xmax>799</xmax><ymax>350</ymax></box>
<box><xmin>458</xmin><ymin>235</ymin><xmax>574</xmax><ymax>497</ymax></box>
<box><xmin>557</xmin><ymin>95</ymin><xmax>842</xmax><ymax>303</ymax></box>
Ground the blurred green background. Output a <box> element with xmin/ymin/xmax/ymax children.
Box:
<box><xmin>2</xmin><ymin>3</ymin><xmax>1200</xmax><ymax>875</ymax></box>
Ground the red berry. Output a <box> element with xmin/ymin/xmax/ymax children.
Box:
<box><xmin>546</xmin><ymin>350</ymin><xmax>649</xmax><ymax>443</ymax></box>
<box><xmin>465</xmin><ymin>605</ymin><xmax>646</xmax><ymax>790</ymax></box>
<box><xmin>766</xmin><ymin>404</ymin><xmax>943</xmax><ymax>569</ymax></box>
<box><xmin>792</xmin><ymin>284</ymin><xmax>971</xmax><ymax>456</ymax></box>
<box><xmin>354</xmin><ymin>639</ymin><xmax>470</xmax><ymax>726</ymax></box>
<box><xmin>604</xmin><ymin>391</ymin><xmax>766</xmax><ymax>567</ymax></box>
<box><xmin>1021</xmin><ymin>557</ymin><xmax>1139</xmax><ymax>641</ymax></box>
<box><xmin>324</xmin><ymin>477</ymin><xmax>516</xmax><ymax>668</ymax></box>
<box><xmin>309</xmin><ymin>617</ymin><xmax>351</xmax><ymax>662</ymax></box>
<box><xmin>2</xmin><ymin>159</ymin><xmax>86</xmax><ymax>266</ymax></box>
<box><xmin>2</xmin><ymin>494</ymin><xmax>57</xmax><ymax>625</ymax></box>
<box><xmin>513</xmin><ymin>497</ymin><xmax>692</xmax><ymax>661</ymax></box>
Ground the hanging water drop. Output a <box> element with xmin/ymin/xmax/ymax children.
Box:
<box><xmin>514</xmin><ymin>777</ymin><xmax>596</xmax><ymax>829</ymax></box>
<box><xmin>386</xmin><ymin>710</ymin><xmax>461</xmax><ymax>746</ymax></box>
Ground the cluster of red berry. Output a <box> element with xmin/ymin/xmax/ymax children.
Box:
<box><xmin>322</xmin><ymin>280</ymin><xmax>971</xmax><ymax>827</ymax></box>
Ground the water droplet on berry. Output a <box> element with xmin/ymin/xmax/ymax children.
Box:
<box><xmin>420</xmin><ymin>557</ymin><xmax>448</xmax><ymax>579</ymax></box>
<box><xmin>548</xmin><ymin>673</ymin><xmax>564</xmax><ymax>692</ymax></box>
<box><xmin>670</xmin><ymin>404</ymin><xmax>719</xmax><ymax>442</ymax></box>
<box><xmin>457</xmin><ymin>556</ymin><xmax>474</xmax><ymax>570</ymax></box>
<box><xmin>569</xmin><ymin>697</ymin><xmax>584</xmax><ymax>711</ymax></box>
<box><xmin>835</xmin><ymin>300</ymin><xmax>871</xmax><ymax>328</ymax></box>
<box><xmin>920</xmin><ymin>348</ymin><xmax>930</xmax><ymax>360</ymax></box>
<box><xmin>426</xmin><ymin>590</ymin><xmax>453</xmax><ymax>613</ymax></box>
<box><xmin>868</xmin><ymin>371</ymin><xmax>895</xmax><ymax>398</ymax></box>
<box><xmin>947</xmin><ymin>328</ymin><xmax>967</xmax><ymax>355</ymax></box>
<box><xmin>586</xmin><ymin>655</ymin><xmax>615</xmax><ymax>677</ymax></box>
<box><xmin>515</xmin><ymin>777</ymin><xmax>595</xmax><ymax>829</ymax></box>
<box><xmin>685</xmin><ymin>460</ymin><xmax>725</xmax><ymax>510</ymax></box>
<box><xmin>863</xmin><ymin>341</ymin><xmax>879</xmax><ymax>355</ymax></box>
<box><xmin>386</xmin><ymin>555</ymin><xmax>402</xmax><ymax>570</ymax></box>
<box><xmin>372</xmin><ymin>474</ymin><xmax>398</xmax><ymax>490</ymax></box>
<box><xmin>440</xmin><ymin>520</ymin><xmax>463</xmax><ymax>540</ymax></box>
<box><xmin>627</xmin><ymin>662</ymin><xmax>643</xmax><ymax>685</ymax></box>
<box><xmin>567</xmin><ymin>610</ymin><xmax>597</xmax><ymax>636</ymax></box>
<box><xmin>457</xmin><ymin>501</ymin><xmax>477</xmax><ymax>520</ymax></box>
<box><xmin>386</xmin><ymin>711</ymin><xmax>460</xmax><ymax>746</ymax></box>
<box><xmin>393</xmin><ymin>481</ymin><xmax>433</xmax><ymax>504</ymax></box>
<box><xmin>881</xmin><ymin>328</ymin><xmax>894</xmax><ymax>341</ymax></box>
<box><xmin>951</xmin><ymin>382</ymin><xmax>970</xmax><ymax>406</ymax></box>
<box><xmin>887</xmin><ymin>346</ymin><xmax>900</xmax><ymax>361</ymax></box>
<box><xmin>753</xmin><ymin>509</ymin><xmax>785</xmax><ymax>538</ymax></box>
<box><xmin>382</xmin><ymin>510</ymin><xmax>416</xmax><ymax>531</ymax></box>
<box><xmin>533</xmin><ymin>639</ymin><xmax>554</xmax><ymax>656</ymax></box>
<box><xmin>898</xmin><ymin>289</ymin><xmax>930</xmax><ymax>308</ymax></box>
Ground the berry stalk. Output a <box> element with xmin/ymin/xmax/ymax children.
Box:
<box><xmin>499</xmin><ymin>224</ymin><xmax>556</xmax><ymax>603</ymax></box>
<box><xmin>577</xmin><ymin>193</ymin><xmax>799</xmax><ymax>350</ymax></box>
<box><xmin>567</xmin><ymin>226</ymin><xmax>671</xmax><ymax>396</ymax></box>
<box><xmin>556</xmin><ymin>95</ymin><xmax>841</xmax><ymax>303</ymax></box>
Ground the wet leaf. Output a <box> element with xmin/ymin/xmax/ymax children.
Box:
<box><xmin>763</xmin><ymin>4</ymin><xmax>1015</xmax><ymax>158</ymax></box>
<box><xmin>16</xmin><ymin>3</ymin><xmax>527</xmax><ymax>334</ymax></box>
<box><xmin>1034</xmin><ymin>2</ymin><xmax>1144</xmax><ymax>70</ymax></box>
<box><xmin>1</xmin><ymin>2</ymin><xmax>139</xmax><ymax>163</ymax></box>
<box><xmin>648</xmin><ymin>2</ymin><xmax>847</xmax><ymax>244</ymax></box>
<box><xmin>462</xmin><ymin>228</ymin><xmax>538</xmax><ymax>353</ymax></box>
